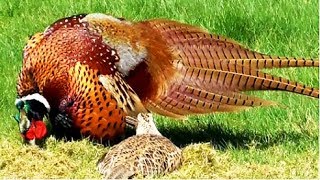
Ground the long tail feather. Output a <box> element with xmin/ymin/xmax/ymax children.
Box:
<box><xmin>225</xmin><ymin>58</ymin><xmax>318</xmax><ymax>69</ymax></box>
<box><xmin>179</xmin><ymin>65</ymin><xmax>319</xmax><ymax>98</ymax></box>
<box><xmin>175</xmin><ymin>84</ymin><xmax>275</xmax><ymax>106</ymax></box>
<box><xmin>149</xmin><ymin>92</ymin><xmax>248</xmax><ymax>117</ymax></box>
<box><xmin>144</xmin><ymin>19</ymin><xmax>319</xmax><ymax>118</ymax></box>
<box><xmin>175</xmin><ymin>44</ymin><xmax>318</xmax><ymax>71</ymax></box>
<box><xmin>149</xmin><ymin>19</ymin><xmax>318</xmax><ymax>70</ymax></box>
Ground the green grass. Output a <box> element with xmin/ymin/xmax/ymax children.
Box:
<box><xmin>0</xmin><ymin>0</ymin><xmax>318</xmax><ymax>178</ymax></box>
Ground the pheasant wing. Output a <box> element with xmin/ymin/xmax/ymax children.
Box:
<box><xmin>99</xmin><ymin>72</ymin><xmax>148</xmax><ymax>118</ymax></box>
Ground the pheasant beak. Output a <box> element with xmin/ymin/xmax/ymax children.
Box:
<box><xmin>13</xmin><ymin>108</ymin><xmax>33</xmax><ymax>145</ymax></box>
<box><xmin>18</xmin><ymin>109</ymin><xmax>31</xmax><ymax>134</ymax></box>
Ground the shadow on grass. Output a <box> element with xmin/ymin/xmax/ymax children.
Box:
<box><xmin>129</xmin><ymin>120</ymin><xmax>316</xmax><ymax>151</ymax></box>
<box><xmin>45</xmin><ymin>119</ymin><xmax>315</xmax><ymax>151</ymax></box>
<box><xmin>44</xmin><ymin>110</ymin><xmax>316</xmax><ymax>151</ymax></box>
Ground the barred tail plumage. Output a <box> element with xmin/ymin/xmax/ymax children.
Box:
<box><xmin>176</xmin><ymin>64</ymin><xmax>319</xmax><ymax>98</ymax></box>
<box><xmin>225</xmin><ymin>57</ymin><xmax>319</xmax><ymax>69</ymax></box>
<box><xmin>144</xmin><ymin>19</ymin><xmax>319</xmax><ymax>118</ymax></box>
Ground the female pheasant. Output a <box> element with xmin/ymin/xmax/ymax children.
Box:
<box><xmin>97</xmin><ymin>113</ymin><xmax>182</xmax><ymax>179</ymax></box>
<box><xmin>15</xmin><ymin>13</ymin><xmax>319</xmax><ymax>145</ymax></box>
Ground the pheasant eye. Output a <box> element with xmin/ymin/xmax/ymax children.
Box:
<box><xmin>15</xmin><ymin>100</ymin><xmax>24</xmax><ymax>110</ymax></box>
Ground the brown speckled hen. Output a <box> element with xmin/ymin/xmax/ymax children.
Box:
<box><xmin>14</xmin><ymin>13</ymin><xmax>319</xmax><ymax>145</ymax></box>
<box><xmin>97</xmin><ymin>113</ymin><xmax>182</xmax><ymax>179</ymax></box>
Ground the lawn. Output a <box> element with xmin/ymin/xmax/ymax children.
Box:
<box><xmin>0</xmin><ymin>0</ymin><xmax>318</xmax><ymax>178</ymax></box>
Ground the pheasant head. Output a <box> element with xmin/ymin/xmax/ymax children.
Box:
<box><xmin>14</xmin><ymin>93</ymin><xmax>50</xmax><ymax>145</ymax></box>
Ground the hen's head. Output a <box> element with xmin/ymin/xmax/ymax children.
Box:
<box><xmin>135</xmin><ymin>113</ymin><xmax>162</xmax><ymax>136</ymax></box>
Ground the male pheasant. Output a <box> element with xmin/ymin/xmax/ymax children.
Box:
<box><xmin>15</xmin><ymin>13</ymin><xmax>319</xmax><ymax>145</ymax></box>
<box><xmin>97</xmin><ymin>113</ymin><xmax>182</xmax><ymax>179</ymax></box>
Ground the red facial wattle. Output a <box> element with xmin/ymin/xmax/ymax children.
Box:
<box><xmin>23</xmin><ymin>120</ymin><xmax>47</xmax><ymax>140</ymax></box>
